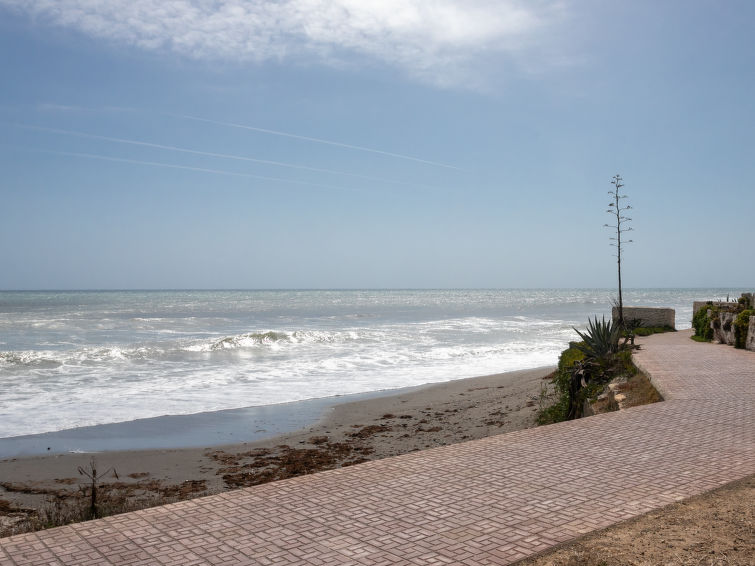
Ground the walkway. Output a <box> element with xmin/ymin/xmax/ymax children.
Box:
<box><xmin>1</xmin><ymin>330</ymin><xmax>753</xmax><ymax>565</ymax></box>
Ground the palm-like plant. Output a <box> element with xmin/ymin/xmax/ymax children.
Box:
<box><xmin>573</xmin><ymin>316</ymin><xmax>621</xmax><ymax>360</ymax></box>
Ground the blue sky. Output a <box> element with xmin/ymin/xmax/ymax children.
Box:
<box><xmin>1</xmin><ymin>1</ymin><xmax>753</xmax><ymax>289</ymax></box>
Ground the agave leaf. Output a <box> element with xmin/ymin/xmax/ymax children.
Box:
<box><xmin>573</xmin><ymin>316</ymin><xmax>620</xmax><ymax>360</ymax></box>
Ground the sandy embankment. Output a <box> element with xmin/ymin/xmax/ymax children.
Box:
<box><xmin>0</xmin><ymin>367</ymin><xmax>552</xmax><ymax>514</ymax></box>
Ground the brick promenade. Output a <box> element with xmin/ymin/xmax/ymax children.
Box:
<box><xmin>1</xmin><ymin>330</ymin><xmax>753</xmax><ymax>565</ymax></box>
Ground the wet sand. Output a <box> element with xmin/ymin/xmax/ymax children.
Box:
<box><xmin>0</xmin><ymin>366</ymin><xmax>552</xmax><ymax>513</ymax></box>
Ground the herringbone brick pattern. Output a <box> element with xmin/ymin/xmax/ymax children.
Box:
<box><xmin>1</xmin><ymin>330</ymin><xmax>753</xmax><ymax>565</ymax></box>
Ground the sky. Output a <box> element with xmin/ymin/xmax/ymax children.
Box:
<box><xmin>0</xmin><ymin>0</ymin><xmax>753</xmax><ymax>290</ymax></box>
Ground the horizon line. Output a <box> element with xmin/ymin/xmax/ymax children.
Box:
<box><xmin>0</xmin><ymin>287</ymin><xmax>748</xmax><ymax>293</ymax></box>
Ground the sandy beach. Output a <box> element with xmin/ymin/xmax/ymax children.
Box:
<box><xmin>0</xmin><ymin>366</ymin><xmax>552</xmax><ymax>520</ymax></box>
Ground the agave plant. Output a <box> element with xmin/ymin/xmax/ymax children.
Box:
<box><xmin>573</xmin><ymin>316</ymin><xmax>621</xmax><ymax>360</ymax></box>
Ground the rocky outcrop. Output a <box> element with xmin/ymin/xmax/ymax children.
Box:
<box><xmin>712</xmin><ymin>311</ymin><xmax>736</xmax><ymax>346</ymax></box>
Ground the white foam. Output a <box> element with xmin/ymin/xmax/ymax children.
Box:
<box><xmin>0</xmin><ymin>288</ymin><xmax>725</xmax><ymax>437</ymax></box>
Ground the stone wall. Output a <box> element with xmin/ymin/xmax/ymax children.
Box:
<box><xmin>694</xmin><ymin>293</ymin><xmax>754</xmax><ymax>316</ymax></box>
<box><xmin>612</xmin><ymin>307</ymin><xmax>675</xmax><ymax>329</ymax></box>
<box><xmin>712</xmin><ymin>311</ymin><xmax>736</xmax><ymax>346</ymax></box>
<box><xmin>707</xmin><ymin>310</ymin><xmax>755</xmax><ymax>351</ymax></box>
<box><xmin>692</xmin><ymin>301</ymin><xmax>740</xmax><ymax>316</ymax></box>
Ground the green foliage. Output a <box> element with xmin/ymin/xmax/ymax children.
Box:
<box><xmin>695</xmin><ymin>296</ymin><xmax>753</xmax><ymax>347</ymax></box>
<box><xmin>692</xmin><ymin>303</ymin><xmax>715</xmax><ymax>341</ymax></box>
<box><xmin>537</xmin><ymin>343</ymin><xmax>635</xmax><ymax>425</ymax></box>
<box><xmin>558</xmin><ymin>346</ymin><xmax>585</xmax><ymax>373</ymax></box>
<box><xmin>734</xmin><ymin>309</ymin><xmax>754</xmax><ymax>349</ymax></box>
<box><xmin>565</xmin><ymin>358</ymin><xmax>603</xmax><ymax>420</ymax></box>
<box><xmin>616</xmin><ymin>349</ymin><xmax>638</xmax><ymax>375</ymax></box>
<box><xmin>633</xmin><ymin>325</ymin><xmax>675</xmax><ymax>336</ymax></box>
<box><xmin>537</xmin><ymin>346</ymin><xmax>584</xmax><ymax>425</ymax></box>
<box><xmin>573</xmin><ymin>316</ymin><xmax>621</xmax><ymax>360</ymax></box>
<box><xmin>536</xmin><ymin>391</ymin><xmax>569</xmax><ymax>425</ymax></box>
<box><xmin>538</xmin><ymin>323</ymin><xmax>631</xmax><ymax>424</ymax></box>
<box><xmin>690</xmin><ymin>334</ymin><xmax>710</xmax><ymax>342</ymax></box>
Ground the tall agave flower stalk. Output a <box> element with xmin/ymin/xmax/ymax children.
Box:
<box><xmin>605</xmin><ymin>175</ymin><xmax>633</xmax><ymax>327</ymax></box>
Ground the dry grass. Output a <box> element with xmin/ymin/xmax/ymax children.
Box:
<box><xmin>615</xmin><ymin>371</ymin><xmax>663</xmax><ymax>407</ymax></box>
<box><xmin>517</xmin><ymin>475</ymin><xmax>754</xmax><ymax>566</ymax></box>
<box><xmin>0</xmin><ymin>478</ymin><xmax>209</xmax><ymax>538</ymax></box>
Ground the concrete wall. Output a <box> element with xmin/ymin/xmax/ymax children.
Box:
<box><xmin>612</xmin><ymin>306</ymin><xmax>675</xmax><ymax>329</ymax></box>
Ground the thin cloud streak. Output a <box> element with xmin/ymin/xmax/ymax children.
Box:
<box><xmin>36</xmin><ymin>103</ymin><xmax>138</xmax><ymax>113</ymax></box>
<box><xmin>20</xmin><ymin>124</ymin><xmax>441</xmax><ymax>188</ymax></box>
<box><xmin>20</xmin><ymin>147</ymin><xmax>364</xmax><ymax>193</ymax></box>
<box><xmin>178</xmin><ymin>114</ymin><xmax>462</xmax><ymax>170</ymax></box>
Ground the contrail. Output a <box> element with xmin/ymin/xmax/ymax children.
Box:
<box><xmin>176</xmin><ymin>114</ymin><xmax>462</xmax><ymax>170</ymax></box>
<box><xmin>19</xmin><ymin>124</ymin><xmax>438</xmax><ymax>188</ymax></box>
<box><xmin>23</xmin><ymin>148</ymin><xmax>363</xmax><ymax>193</ymax></box>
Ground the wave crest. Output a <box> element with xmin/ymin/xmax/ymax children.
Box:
<box><xmin>210</xmin><ymin>331</ymin><xmax>289</xmax><ymax>351</ymax></box>
<box><xmin>0</xmin><ymin>351</ymin><xmax>62</xmax><ymax>368</ymax></box>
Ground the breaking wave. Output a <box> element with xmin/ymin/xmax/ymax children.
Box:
<box><xmin>0</xmin><ymin>288</ymin><xmax>706</xmax><ymax>437</ymax></box>
<box><xmin>202</xmin><ymin>330</ymin><xmax>344</xmax><ymax>352</ymax></box>
<box><xmin>0</xmin><ymin>329</ymin><xmax>359</xmax><ymax>369</ymax></box>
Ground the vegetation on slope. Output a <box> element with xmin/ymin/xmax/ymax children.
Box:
<box><xmin>538</xmin><ymin>318</ymin><xmax>666</xmax><ymax>425</ymax></box>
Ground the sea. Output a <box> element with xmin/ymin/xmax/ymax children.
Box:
<box><xmin>0</xmin><ymin>288</ymin><xmax>740</xmax><ymax>440</ymax></box>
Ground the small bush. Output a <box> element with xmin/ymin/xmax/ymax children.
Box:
<box><xmin>734</xmin><ymin>309</ymin><xmax>754</xmax><ymax>349</ymax></box>
<box><xmin>536</xmin><ymin>307</ymin><xmax>670</xmax><ymax>426</ymax></box>
<box><xmin>538</xmin><ymin>324</ymin><xmax>637</xmax><ymax>424</ymax></box>
<box><xmin>537</xmin><ymin>346</ymin><xmax>585</xmax><ymax>425</ymax></box>
<box><xmin>633</xmin><ymin>325</ymin><xmax>675</xmax><ymax>336</ymax></box>
<box><xmin>692</xmin><ymin>304</ymin><xmax>715</xmax><ymax>341</ymax></box>
<box><xmin>536</xmin><ymin>393</ymin><xmax>569</xmax><ymax>425</ymax></box>
<box><xmin>558</xmin><ymin>346</ymin><xmax>585</xmax><ymax>373</ymax></box>
<box><xmin>616</xmin><ymin>349</ymin><xmax>638</xmax><ymax>375</ymax></box>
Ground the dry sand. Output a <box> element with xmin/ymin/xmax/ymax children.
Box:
<box><xmin>0</xmin><ymin>367</ymin><xmax>551</xmax><ymax>516</ymax></box>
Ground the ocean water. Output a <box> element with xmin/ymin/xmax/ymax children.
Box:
<box><xmin>0</xmin><ymin>288</ymin><xmax>739</xmax><ymax>438</ymax></box>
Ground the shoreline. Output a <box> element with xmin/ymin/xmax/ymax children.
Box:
<box><xmin>0</xmin><ymin>366</ymin><xmax>553</xmax><ymax>517</ymax></box>
<box><xmin>0</xmin><ymin>383</ymin><xmax>438</xmax><ymax>459</ymax></box>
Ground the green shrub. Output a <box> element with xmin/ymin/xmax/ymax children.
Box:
<box><xmin>633</xmin><ymin>325</ymin><xmax>675</xmax><ymax>336</ymax></box>
<box><xmin>539</xmin><ymin>313</ymin><xmax>650</xmax><ymax>425</ymax></box>
<box><xmin>536</xmin><ymin>393</ymin><xmax>569</xmax><ymax>425</ymax></box>
<box><xmin>558</xmin><ymin>346</ymin><xmax>585</xmax><ymax>373</ymax></box>
<box><xmin>537</xmin><ymin>346</ymin><xmax>585</xmax><ymax>425</ymax></box>
<box><xmin>692</xmin><ymin>303</ymin><xmax>715</xmax><ymax>341</ymax></box>
<box><xmin>734</xmin><ymin>309</ymin><xmax>754</xmax><ymax>349</ymax></box>
<box><xmin>616</xmin><ymin>349</ymin><xmax>638</xmax><ymax>375</ymax></box>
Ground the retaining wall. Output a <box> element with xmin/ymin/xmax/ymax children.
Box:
<box><xmin>611</xmin><ymin>306</ymin><xmax>675</xmax><ymax>329</ymax></box>
<box><xmin>693</xmin><ymin>301</ymin><xmax>739</xmax><ymax>316</ymax></box>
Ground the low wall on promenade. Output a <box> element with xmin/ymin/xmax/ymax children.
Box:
<box><xmin>692</xmin><ymin>301</ymin><xmax>739</xmax><ymax>316</ymax></box>
<box><xmin>612</xmin><ymin>306</ymin><xmax>675</xmax><ymax>329</ymax></box>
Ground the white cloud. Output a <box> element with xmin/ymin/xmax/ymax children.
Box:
<box><xmin>2</xmin><ymin>0</ymin><xmax>567</xmax><ymax>88</ymax></box>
